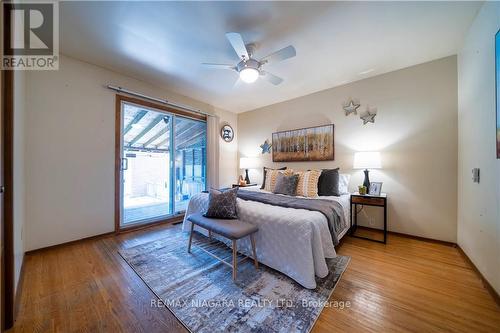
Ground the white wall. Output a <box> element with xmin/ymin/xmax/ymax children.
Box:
<box><xmin>13</xmin><ymin>70</ymin><xmax>26</xmax><ymax>294</ymax></box>
<box><xmin>457</xmin><ymin>2</ymin><xmax>500</xmax><ymax>294</ymax></box>
<box><xmin>238</xmin><ymin>57</ymin><xmax>458</xmax><ymax>242</ymax></box>
<box><xmin>25</xmin><ymin>55</ymin><xmax>237</xmax><ymax>251</ymax></box>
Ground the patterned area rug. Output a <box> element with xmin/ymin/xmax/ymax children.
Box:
<box><xmin>119</xmin><ymin>229</ymin><xmax>350</xmax><ymax>333</ymax></box>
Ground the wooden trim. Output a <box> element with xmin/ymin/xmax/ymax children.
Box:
<box><xmin>25</xmin><ymin>231</ymin><xmax>116</xmax><ymax>255</ymax></box>
<box><xmin>352</xmin><ymin>226</ymin><xmax>456</xmax><ymax>247</ymax></box>
<box><xmin>114</xmin><ymin>95</ymin><xmax>121</xmax><ymax>232</ymax></box>
<box><xmin>116</xmin><ymin>215</ymin><xmax>184</xmax><ymax>234</ymax></box>
<box><xmin>116</xmin><ymin>94</ymin><xmax>207</xmax><ymax>122</ymax></box>
<box><xmin>457</xmin><ymin>245</ymin><xmax>500</xmax><ymax>307</ymax></box>
<box><xmin>2</xmin><ymin>3</ymin><xmax>15</xmax><ymax>328</ymax></box>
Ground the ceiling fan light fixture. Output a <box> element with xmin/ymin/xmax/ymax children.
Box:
<box><xmin>239</xmin><ymin>67</ymin><xmax>259</xmax><ymax>83</ymax></box>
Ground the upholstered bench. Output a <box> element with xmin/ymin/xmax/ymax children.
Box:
<box><xmin>187</xmin><ymin>213</ymin><xmax>259</xmax><ymax>280</ymax></box>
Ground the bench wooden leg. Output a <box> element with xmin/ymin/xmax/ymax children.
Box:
<box><xmin>250</xmin><ymin>233</ymin><xmax>258</xmax><ymax>269</ymax></box>
<box><xmin>232</xmin><ymin>240</ymin><xmax>237</xmax><ymax>281</ymax></box>
<box><xmin>187</xmin><ymin>222</ymin><xmax>194</xmax><ymax>253</ymax></box>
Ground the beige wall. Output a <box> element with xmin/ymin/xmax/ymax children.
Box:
<box><xmin>457</xmin><ymin>2</ymin><xmax>500</xmax><ymax>294</ymax></box>
<box><xmin>238</xmin><ymin>56</ymin><xmax>458</xmax><ymax>242</ymax></box>
<box><xmin>25</xmin><ymin>55</ymin><xmax>237</xmax><ymax>251</ymax></box>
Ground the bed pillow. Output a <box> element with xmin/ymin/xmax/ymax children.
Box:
<box><xmin>261</xmin><ymin>166</ymin><xmax>287</xmax><ymax>189</ymax></box>
<box><xmin>264</xmin><ymin>169</ymin><xmax>293</xmax><ymax>192</ymax></box>
<box><xmin>295</xmin><ymin>170</ymin><xmax>322</xmax><ymax>197</ymax></box>
<box><xmin>338</xmin><ymin>174</ymin><xmax>351</xmax><ymax>195</ymax></box>
<box><xmin>204</xmin><ymin>187</ymin><xmax>238</xmax><ymax>219</ymax></box>
<box><xmin>318</xmin><ymin>168</ymin><xmax>340</xmax><ymax>196</ymax></box>
<box><xmin>273</xmin><ymin>173</ymin><xmax>299</xmax><ymax>196</ymax></box>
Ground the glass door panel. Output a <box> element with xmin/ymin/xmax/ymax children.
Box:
<box><xmin>121</xmin><ymin>102</ymin><xmax>172</xmax><ymax>226</ymax></box>
<box><xmin>174</xmin><ymin>117</ymin><xmax>207</xmax><ymax>213</ymax></box>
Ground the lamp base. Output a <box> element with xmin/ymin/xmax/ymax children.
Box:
<box><xmin>245</xmin><ymin>169</ymin><xmax>250</xmax><ymax>184</ymax></box>
<box><xmin>363</xmin><ymin>169</ymin><xmax>370</xmax><ymax>191</ymax></box>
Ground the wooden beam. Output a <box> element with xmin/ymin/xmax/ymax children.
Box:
<box><xmin>123</xmin><ymin>110</ymin><xmax>147</xmax><ymax>135</ymax></box>
<box><xmin>142</xmin><ymin>127</ymin><xmax>168</xmax><ymax>148</ymax></box>
<box><xmin>177</xmin><ymin>131</ymin><xmax>205</xmax><ymax>150</ymax></box>
<box><xmin>128</xmin><ymin>115</ymin><xmax>165</xmax><ymax>146</ymax></box>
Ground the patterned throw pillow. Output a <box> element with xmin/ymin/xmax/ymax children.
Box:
<box><xmin>273</xmin><ymin>173</ymin><xmax>299</xmax><ymax>196</ymax></box>
<box><xmin>295</xmin><ymin>170</ymin><xmax>322</xmax><ymax>197</ymax></box>
<box><xmin>261</xmin><ymin>166</ymin><xmax>287</xmax><ymax>189</ymax></box>
<box><xmin>204</xmin><ymin>187</ymin><xmax>238</xmax><ymax>219</ymax></box>
<box><xmin>264</xmin><ymin>169</ymin><xmax>293</xmax><ymax>192</ymax></box>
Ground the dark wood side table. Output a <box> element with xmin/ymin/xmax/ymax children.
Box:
<box><xmin>232</xmin><ymin>184</ymin><xmax>258</xmax><ymax>188</ymax></box>
<box><xmin>350</xmin><ymin>192</ymin><xmax>387</xmax><ymax>244</ymax></box>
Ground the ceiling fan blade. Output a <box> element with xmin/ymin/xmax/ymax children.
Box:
<box><xmin>201</xmin><ymin>63</ymin><xmax>236</xmax><ymax>70</ymax></box>
<box><xmin>260</xmin><ymin>71</ymin><xmax>283</xmax><ymax>85</ymax></box>
<box><xmin>225</xmin><ymin>32</ymin><xmax>249</xmax><ymax>60</ymax></box>
<box><xmin>260</xmin><ymin>45</ymin><xmax>296</xmax><ymax>64</ymax></box>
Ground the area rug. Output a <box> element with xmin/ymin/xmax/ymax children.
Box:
<box><xmin>119</xmin><ymin>229</ymin><xmax>350</xmax><ymax>333</ymax></box>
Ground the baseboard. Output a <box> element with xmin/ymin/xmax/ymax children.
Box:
<box><xmin>13</xmin><ymin>255</ymin><xmax>25</xmax><ymax>321</ymax></box>
<box><xmin>352</xmin><ymin>226</ymin><xmax>456</xmax><ymax>247</ymax></box>
<box><xmin>25</xmin><ymin>231</ymin><xmax>115</xmax><ymax>255</ymax></box>
<box><xmin>456</xmin><ymin>245</ymin><xmax>500</xmax><ymax>308</ymax></box>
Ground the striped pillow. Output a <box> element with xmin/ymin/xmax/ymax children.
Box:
<box><xmin>264</xmin><ymin>169</ymin><xmax>293</xmax><ymax>192</ymax></box>
<box><xmin>295</xmin><ymin>170</ymin><xmax>322</xmax><ymax>197</ymax></box>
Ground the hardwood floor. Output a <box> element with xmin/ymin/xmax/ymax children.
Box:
<box><xmin>9</xmin><ymin>224</ymin><xmax>500</xmax><ymax>333</ymax></box>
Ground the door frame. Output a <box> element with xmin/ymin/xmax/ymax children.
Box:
<box><xmin>114</xmin><ymin>94</ymin><xmax>206</xmax><ymax>232</ymax></box>
<box><xmin>2</xmin><ymin>3</ymin><xmax>15</xmax><ymax>330</ymax></box>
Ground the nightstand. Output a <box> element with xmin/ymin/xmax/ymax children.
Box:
<box><xmin>232</xmin><ymin>183</ymin><xmax>258</xmax><ymax>188</ymax></box>
<box><xmin>350</xmin><ymin>192</ymin><xmax>387</xmax><ymax>244</ymax></box>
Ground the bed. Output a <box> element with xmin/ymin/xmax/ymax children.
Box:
<box><xmin>182</xmin><ymin>187</ymin><xmax>351</xmax><ymax>289</ymax></box>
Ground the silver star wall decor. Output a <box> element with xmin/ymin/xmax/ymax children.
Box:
<box><xmin>260</xmin><ymin>139</ymin><xmax>272</xmax><ymax>154</ymax></box>
<box><xmin>360</xmin><ymin>106</ymin><xmax>377</xmax><ymax>125</ymax></box>
<box><xmin>343</xmin><ymin>99</ymin><xmax>361</xmax><ymax>116</ymax></box>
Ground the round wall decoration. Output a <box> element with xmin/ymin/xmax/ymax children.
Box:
<box><xmin>221</xmin><ymin>124</ymin><xmax>234</xmax><ymax>142</ymax></box>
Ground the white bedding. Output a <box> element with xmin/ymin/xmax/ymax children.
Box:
<box><xmin>182</xmin><ymin>188</ymin><xmax>350</xmax><ymax>289</ymax></box>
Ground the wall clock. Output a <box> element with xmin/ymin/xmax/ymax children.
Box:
<box><xmin>221</xmin><ymin>124</ymin><xmax>234</xmax><ymax>142</ymax></box>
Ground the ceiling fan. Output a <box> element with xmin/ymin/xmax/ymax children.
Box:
<box><xmin>202</xmin><ymin>32</ymin><xmax>296</xmax><ymax>85</ymax></box>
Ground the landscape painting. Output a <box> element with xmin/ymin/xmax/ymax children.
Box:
<box><xmin>272</xmin><ymin>124</ymin><xmax>334</xmax><ymax>162</ymax></box>
<box><xmin>496</xmin><ymin>29</ymin><xmax>500</xmax><ymax>158</ymax></box>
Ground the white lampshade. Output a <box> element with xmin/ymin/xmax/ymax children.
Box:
<box><xmin>353</xmin><ymin>152</ymin><xmax>382</xmax><ymax>169</ymax></box>
<box><xmin>240</xmin><ymin>157</ymin><xmax>259</xmax><ymax>169</ymax></box>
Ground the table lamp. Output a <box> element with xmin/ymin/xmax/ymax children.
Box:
<box><xmin>239</xmin><ymin>157</ymin><xmax>259</xmax><ymax>184</ymax></box>
<box><xmin>353</xmin><ymin>152</ymin><xmax>382</xmax><ymax>190</ymax></box>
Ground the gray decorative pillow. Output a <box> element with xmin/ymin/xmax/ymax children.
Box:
<box><xmin>204</xmin><ymin>187</ymin><xmax>238</xmax><ymax>219</ymax></box>
<box><xmin>318</xmin><ymin>168</ymin><xmax>340</xmax><ymax>196</ymax></box>
<box><xmin>261</xmin><ymin>166</ymin><xmax>287</xmax><ymax>189</ymax></box>
<box><xmin>273</xmin><ymin>173</ymin><xmax>299</xmax><ymax>196</ymax></box>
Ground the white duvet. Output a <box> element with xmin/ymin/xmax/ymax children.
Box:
<box><xmin>182</xmin><ymin>188</ymin><xmax>350</xmax><ymax>289</ymax></box>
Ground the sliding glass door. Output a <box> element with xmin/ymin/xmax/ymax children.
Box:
<box><xmin>118</xmin><ymin>98</ymin><xmax>206</xmax><ymax>228</ymax></box>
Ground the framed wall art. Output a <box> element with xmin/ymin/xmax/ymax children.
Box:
<box><xmin>272</xmin><ymin>124</ymin><xmax>334</xmax><ymax>162</ymax></box>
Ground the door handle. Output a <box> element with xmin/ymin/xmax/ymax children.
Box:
<box><xmin>121</xmin><ymin>158</ymin><xmax>128</xmax><ymax>171</ymax></box>
<box><xmin>0</xmin><ymin>186</ymin><xmax>4</xmax><ymax>193</ymax></box>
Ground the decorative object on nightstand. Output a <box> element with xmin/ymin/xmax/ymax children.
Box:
<box><xmin>350</xmin><ymin>192</ymin><xmax>387</xmax><ymax>244</ymax></box>
<box><xmin>239</xmin><ymin>157</ymin><xmax>259</xmax><ymax>184</ymax></box>
<box><xmin>353</xmin><ymin>151</ymin><xmax>381</xmax><ymax>190</ymax></box>
<box><xmin>368</xmin><ymin>182</ymin><xmax>383</xmax><ymax>196</ymax></box>
<box><xmin>358</xmin><ymin>185</ymin><xmax>367</xmax><ymax>195</ymax></box>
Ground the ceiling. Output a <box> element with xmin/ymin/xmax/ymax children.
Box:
<box><xmin>60</xmin><ymin>1</ymin><xmax>481</xmax><ymax>113</ymax></box>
